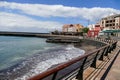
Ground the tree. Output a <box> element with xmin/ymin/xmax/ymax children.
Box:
<box><xmin>51</xmin><ymin>30</ymin><xmax>59</xmax><ymax>35</ymax></box>
<box><xmin>82</xmin><ymin>27</ymin><xmax>89</xmax><ymax>33</ymax></box>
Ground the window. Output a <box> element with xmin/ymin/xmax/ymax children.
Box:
<box><xmin>116</xmin><ymin>23</ymin><xmax>119</xmax><ymax>26</ymax></box>
<box><xmin>110</xmin><ymin>24</ymin><xmax>112</xmax><ymax>26</ymax></box>
<box><xmin>106</xmin><ymin>21</ymin><xmax>109</xmax><ymax>23</ymax></box>
<box><xmin>102</xmin><ymin>21</ymin><xmax>104</xmax><ymax>24</ymax></box>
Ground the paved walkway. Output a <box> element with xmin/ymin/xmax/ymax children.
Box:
<box><xmin>105</xmin><ymin>41</ymin><xmax>120</xmax><ymax>80</ymax></box>
<box><xmin>83</xmin><ymin>40</ymin><xmax>120</xmax><ymax>80</ymax></box>
<box><xmin>85</xmin><ymin>41</ymin><xmax>120</xmax><ymax>80</ymax></box>
<box><xmin>72</xmin><ymin>40</ymin><xmax>120</xmax><ymax>80</ymax></box>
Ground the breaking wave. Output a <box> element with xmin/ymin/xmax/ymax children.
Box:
<box><xmin>0</xmin><ymin>45</ymin><xmax>85</xmax><ymax>80</ymax></box>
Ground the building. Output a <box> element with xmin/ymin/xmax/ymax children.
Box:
<box><xmin>88</xmin><ymin>24</ymin><xmax>101</xmax><ymax>31</ymax></box>
<box><xmin>87</xmin><ymin>24</ymin><xmax>101</xmax><ymax>37</ymax></box>
<box><xmin>87</xmin><ymin>14</ymin><xmax>120</xmax><ymax>37</ymax></box>
<box><xmin>100</xmin><ymin>14</ymin><xmax>120</xmax><ymax>30</ymax></box>
<box><xmin>88</xmin><ymin>24</ymin><xmax>95</xmax><ymax>30</ymax></box>
<box><xmin>62</xmin><ymin>24</ymin><xmax>84</xmax><ymax>32</ymax></box>
<box><xmin>87</xmin><ymin>30</ymin><xmax>99</xmax><ymax>37</ymax></box>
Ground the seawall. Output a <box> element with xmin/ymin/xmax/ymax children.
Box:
<box><xmin>0</xmin><ymin>31</ymin><xmax>82</xmax><ymax>39</ymax></box>
<box><xmin>0</xmin><ymin>31</ymin><xmax>50</xmax><ymax>38</ymax></box>
<box><xmin>74</xmin><ymin>39</ymin><xmax>107</xmax><ymax>53</ymax></box>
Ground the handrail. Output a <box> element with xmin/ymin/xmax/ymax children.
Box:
<box><xmin>29</xmin><ymin>39</ymin><xmax>117</xmax><ymax>80</ymax></box>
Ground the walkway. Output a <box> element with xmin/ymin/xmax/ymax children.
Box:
<box><xmin>72</xmin><ymin>40</ymin><xmax>120</xmax><ymax>80</ymax></box>
<box><xmin>87</xmin><ymin>41</ymin><xmax>120</xmax><ymax>80</ymax></box>
<box><xmin>105</xmin><ymin>41</ymin><xmax>120</xmax><ymax>80</ymax></box>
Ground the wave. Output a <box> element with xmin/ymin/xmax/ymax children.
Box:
<box><xmin>0</xmin><ymin>45</ymin><xmax>85</xmax><ymax>80</ymax></box>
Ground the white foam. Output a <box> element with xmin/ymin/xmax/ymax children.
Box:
<box><xmin>15</xmin><ymin>45</ymin><xmax>85</xmax><ymax>80</ymax></box>
<box><xmin>11</xmin><ymin>57</ymin><xmax>24</xmax><ymax>62</ymax></box>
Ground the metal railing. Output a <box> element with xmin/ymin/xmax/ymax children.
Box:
<box><xmin>29</xmin><ymin>39</ymin><xmax>117</xmax><ymax>80</ymax></box>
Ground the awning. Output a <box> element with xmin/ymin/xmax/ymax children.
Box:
<box><xmin>102</xmin><ymin>30</ymin><xmax>120</xmax><ymax>33</ymax></box>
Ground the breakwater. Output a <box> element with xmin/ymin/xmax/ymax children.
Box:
<box><xmin>0</xmin><ymin>31</ymin><xmax>82</xmax><ymax>39</ymax></box>
<box><xmin>0</xmin><ymin>31</ymin><xmax>50</xmax><ymax>38</ymax></box>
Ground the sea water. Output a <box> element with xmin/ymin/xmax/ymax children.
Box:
<box><xmin>0</xmin><ymin>36</ymin><xmax>85</xmax><ymax>80</ymax></box>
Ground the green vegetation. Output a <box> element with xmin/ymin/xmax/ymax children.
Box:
<box><xmin>82</xmin><ymin>27</ymin><xmax>89</xmax><ymax>33</ymax></box>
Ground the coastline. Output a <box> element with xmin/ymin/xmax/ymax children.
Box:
<box><xmin>74</xmin><ymin>43</ymin><xmax>97</xmax><ymax>53</ymax></box>
<box><xmin>0</xmin><ymin>41</ymin><xmax>85</xmax><ymax>80</ymax></box>
<box><xmin>0</xmin><ymin>36</ymin><xmax>105</xmax><ymax>80</ymax></box>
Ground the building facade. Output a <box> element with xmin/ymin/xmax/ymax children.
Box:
<box><xmin>88</xmin><ymin>24</ymin><xmax>95</xmax><ymax>30</ymax></box>
<box><xmin>87</xmin><ymin>24</ymin><xmax>101</xmax><ymax>37</ymax></box>
<box><xmin>100</xmin><ymin>14</ymin><xmax>120</xmax><ymax>30</ymax></box>
<box><xmin>62</xmin><ymin>24</ymin><xmax>84</xmax><ymax>32</ymax></box>
<box><xmin>87</xmin><ymin>30</ymin><xmax>99</xmax><ymax>37</ymax></box>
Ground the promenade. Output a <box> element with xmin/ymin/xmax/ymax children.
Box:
<box><xmin>105</xmin><ymin>41</ymin><xmax>120</xmax><ymax>80</ymax></box>
<box><xmin>93</xmin><ymin>41</ymin><xmax>120</xmax><ymax>80</ymax></box>
<box><xmin>73</xmin><ymin>40</ymin><xmax>120</xmax><ymax>80</ymax></box>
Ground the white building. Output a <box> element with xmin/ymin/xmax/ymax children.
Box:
<box><xmin>100</xmin><ymin>14</ymin><xmax>120</xmax><ymax>30</ymax></box>
<box><xmin>88</xmin><ymin>24</ymin><xmax>95</xmax><ymax>30</ymax></box>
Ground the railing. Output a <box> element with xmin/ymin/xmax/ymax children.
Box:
<box><xmin>29</xmin><ymin>39</ymin><xmax>117</xmax><ymax>80</ymax></box>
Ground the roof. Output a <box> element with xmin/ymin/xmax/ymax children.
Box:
<box><xmin>102</xmin><ymin>14</ymin><xmax>120</xmax><ymax>20</ymax></box>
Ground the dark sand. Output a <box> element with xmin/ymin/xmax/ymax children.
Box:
<box><xmin>74</xmin><ymin>42</ymin><xmax>97</xmax><ymax>53</ymax></box>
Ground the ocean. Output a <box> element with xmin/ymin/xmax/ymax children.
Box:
<box><xmin>0</xmin><ymin>36</ymin><xmax>85</xmax><ymax>80</ymax></box>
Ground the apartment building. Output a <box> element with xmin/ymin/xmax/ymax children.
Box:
<box><xmin>100</xmin><ymin>14</ymin><xmax>120</xmax><ymax>30</ymax></box>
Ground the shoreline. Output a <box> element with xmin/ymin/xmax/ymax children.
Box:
<box><xmin>0</xmin><ymin>43</ymin><xmax>85</xmax><ymax>80</ymax></box>
<box><xmin>0</xmin><ymin>36</ymin><xmax>104</xmax><ymax>80</ymax></box>
<box><xmin>74</xmin><ymin>43</ymin><xmax>97</xmax><ymax>53</ymax></box>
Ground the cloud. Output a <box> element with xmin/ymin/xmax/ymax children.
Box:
<box><xmin>0</xmin><ymin>12</ymin><xmax>63</xmax><ymax>32</ymax></box>
<box><xmin>0</xmin><ymin>1</ymin><xmax>120</xmax><ymax>32</ymax></box>
<box><xmin>0</xmin><ymin>1</ymin><xmax>120</xmax><ymax>21</ymax></box>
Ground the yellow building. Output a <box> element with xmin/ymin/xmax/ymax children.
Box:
<box><xmin>62</xmin><ymin>24</ymin><xmax>84</xmax><ymax>32</ymax></box>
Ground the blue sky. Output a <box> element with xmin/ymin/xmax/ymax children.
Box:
<box><xmin>0</xmin><ymin>0</ymin><xmax>120</xmax><ymax>32</ymax></box>
<box><xmin>5</xmin><ymin>0</ymin><xmax>120</xmax><ymax>9</ymax></box>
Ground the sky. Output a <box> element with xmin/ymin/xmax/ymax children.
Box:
<box><xmin>0</xmin><ymin>0</ymin><xmax>120</xmax><ymax>33</ymax></box>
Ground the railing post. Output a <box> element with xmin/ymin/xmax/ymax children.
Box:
<box><xmin>108</xmin><ymin>45</ymin><xmax>111</xmax><ymax>53</ymax></box>
<box><xmin>52</xmin><ymin>72</ymin><xmax>58</xmax><ymax>80</ymax></box>
<box><xmin>91</xmin><ymin>51</ymin><xmax>100</xmax><ymax>68</ymax></box>
<box><xmin>113</xmin><ymin>42</ymin><xmax>117</xmax><ymax>49</ymax></box>
<box><xmin>104</xmin><ymin>46</ymin><xmax>110</xmax><ymax>56</ymax></box>
<box><xmin>99</xmin><ymin>48</ymin><xmax>107</xmax><ymax>61</ymax></box>
<box><xmin>111</xmin><ymin>44</ymin><xmax>114</xmax><ymax>51</ymax></box>
<box><xmin>76</xmin><ymin>57</ymin><xmax>87</xmax><ymax>80</ymax></box>
<box><xmin>109</xmin><ymin>45</ymin><xmax>112</xmax><ymax>53</ymax></box>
